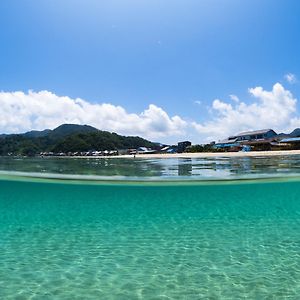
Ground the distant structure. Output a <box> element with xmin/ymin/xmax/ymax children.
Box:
<box><xmin>214</xmin><ymin>129</ymin><xmax>278</xmax><ymax>151</ymax></box>
<box><xmin>177</xmin><ymin>141</ymin><xmax>192</xmax><ymax>153</ymax></box>
<box><xmin>234</xmin><ymin>129</ymin><xmax>277</xmax><ymax>141</ymax></box>
<box><xmin>136</xmin><ymin>147</ymin><xmax>157</xmax><ymax>154</ymax></box>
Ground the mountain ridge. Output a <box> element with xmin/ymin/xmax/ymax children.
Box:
<box><xmin>0</xmin><ymin>124</ymin><xmax>155</xmax><ymax>156</ymax></box>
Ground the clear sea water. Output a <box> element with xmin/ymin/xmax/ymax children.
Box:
<box><xmin>2</xmin><ymin>156</ymin><xmax>300</xmax><ymax>299</ymax></box>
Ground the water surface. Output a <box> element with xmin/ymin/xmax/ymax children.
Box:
<box><xmin>1</xmin><ymin>176</ymin><xmax>300</xmax><ymax>299</ymax></box>
<box><xmin>2</xmin><ymin>155</ymin><xmax>300</xmax><ymax>180</ymax></box>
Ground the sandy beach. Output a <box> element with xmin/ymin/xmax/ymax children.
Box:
<box><xmin>74</xmin><ymin>150</ymin><xmax>300</xmax><ymax>159</ymax></box>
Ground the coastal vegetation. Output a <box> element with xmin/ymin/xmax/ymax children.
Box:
<box><xmin>0</xmin><ymin>124</ymin><xmax>155</xmax><ymax>156</ymax></box>
<box><xmin>185</xmin><ymin>144</ymin><xmax>224</xmax><ymax>153</ymax></box>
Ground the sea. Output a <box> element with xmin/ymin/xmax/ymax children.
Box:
<box><xmin>1</xmin><ymin>155</ymin><xmax>300</xmax><ymax>299</ymax></box>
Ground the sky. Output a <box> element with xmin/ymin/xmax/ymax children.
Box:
<box><xmin>1</xmin><ymin>0</ymin><xmax>300</xmax><ymax>143</ymax></box>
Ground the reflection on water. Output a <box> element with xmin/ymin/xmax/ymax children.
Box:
<box><xmin>178</xmin><ymin>158</ymin><xmax>192</xmax><ymax>176</ymax></box>
<box><xmin>1</xmin><ymin>155</ymin><xmax>300</xmax><ymax>179</ymax></box>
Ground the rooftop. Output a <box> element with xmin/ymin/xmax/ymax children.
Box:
<box><xmin>217</xmin><ymin>138</ymin><xmax>238</xmax><ymax>144</ymax></box>
<box><xmin>280</xmin><ymin>137</ymin><xmax>300</xmax><ymax>143</ymax></box>
<box><xmin>236</xmin><ymin>129</ymin><xmax>275</xmax><ymax>136</ymax></box>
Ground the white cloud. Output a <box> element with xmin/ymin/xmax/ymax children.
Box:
<box><xmin>192</xmin><ymin>83</ymin><xmax>298</xmax><ymax>142</ymax></box>
<box><xmin>1</xmin><ymin>82</ymin><xmax>299</xmax><ymax>144</ymax></box>
<box><xmin>229</xmin><ymin>94</ymin><xmax>239</xmax><ymax>102</ymax></box>
<box><xmin>0</xmin><ymin>90</ymin><xmax>187</xmax><ymax>141</ymax></box>
<box><xmin>194</xmin><ymin>100</ymin><xmax>202</xmax><ymax>105</ymax></box>
<box><xmin>285</xmin><ymin>73</ymin><xmax>297</xmax><ymax>84</ymax></box>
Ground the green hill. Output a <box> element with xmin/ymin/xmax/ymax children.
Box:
<box><xmin>0</xmin><ymin>124</ymin><xmax>155</xmax><ymax>156</ymax></box>
<box><xmin>48</xmin><ymin>124</ymin><xmax>99</xmax><ymax>139</ymax></box>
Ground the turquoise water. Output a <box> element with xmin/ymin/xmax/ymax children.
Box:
<box><xmin>2</xmin><ymin>176</ymin><xmax>300</xmax><ymax>299</ymax></box>
<box><xmin>2</xmin><ymin>155</ymin><xmax>300</xmax><ymax>179</ymax></box>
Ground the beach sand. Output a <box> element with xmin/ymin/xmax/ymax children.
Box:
<box><xmin>76</xmin><ymin>150</ymin><xmax>300</xmax><ymax>159</ymax></box>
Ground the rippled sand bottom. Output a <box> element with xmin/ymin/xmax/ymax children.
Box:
<box><xmin>1</xmin><ymin>179</ymin><xmax>300</xmax><ymax>299</ymax></box>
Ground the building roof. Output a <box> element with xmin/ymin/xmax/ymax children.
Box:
<box><xmin>161</xmin><ymin>146</ymin><xmax>170</xmax><ymax>151</ymax></box>
<box><xmin>236</xmin><ymin>129</ymin><xmax>275</xmax><ymax>137</ymax></box>
<box><xmin>217</xmin><ymin>138</ymin><xmax>238</xmax><ymax>144</ymax></box>
<box><xmin>280</xmin><ymin>137</ymin><xmax>300</xmax><ymax>143</ymax></box>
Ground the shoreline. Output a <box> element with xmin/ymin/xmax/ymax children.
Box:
<box><xmin>48</xmin><ymin>149</ymin><xmax>300</xmax><ymax>159</ymax></box>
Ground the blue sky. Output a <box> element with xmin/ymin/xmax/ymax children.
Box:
<box><xmin>1</xmin><ymin>0</ymin><xmax>300</xmax><ymax>143</ymax></box>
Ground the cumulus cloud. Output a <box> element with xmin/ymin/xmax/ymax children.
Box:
<box><xmin>192</xmin><ymin>83</ymin><xmax>298</xmax><ymax>142</ymax></box>
<box><xmin>0</xmin><ymin>90</ymin><xmax>187</xmax><ymax>140</ymax></box>
<box><xmin>285</xmin><ymin>73</ymin><xmax>297</xmax><ymax>84</ymax></box>
<box><xmin>1</xmin><ymin>82</ymin><xmax>300</xmax><ymax>144</ymax></box>
<box><xmin>229</xmin><ymin>94</ymin><xmax>239</xmax><ymax>102</ymax></box>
